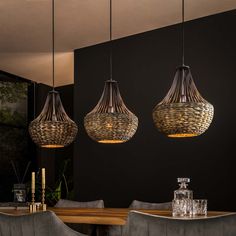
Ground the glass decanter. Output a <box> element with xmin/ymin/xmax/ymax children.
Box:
<box><xmin>172</xmin><ymin>177</ymin><xmax>193</xmax><ymax>217</ymax></box>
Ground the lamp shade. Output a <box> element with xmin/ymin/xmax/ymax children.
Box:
<box><xmin>152</xmin><ymin>66</ymin><xmax>214</xmax><ymax>137</ymax></box>
<box><xmin>29</xmin><ymin>90</ymin><xmax>78</xmax><ymax>148</ymax></box>
<box><xmin>84</xmin><ymin>80</ymin><xmax>138</xmax><ymax>143</ymax></box>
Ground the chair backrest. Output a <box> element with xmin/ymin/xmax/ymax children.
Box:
<box><xmin>54</xmin><ymin>199</ymin><xmax>104</xmax><ymax>208</ymax></box>
<box><xmin>0</xmin><ymin>211</ymin><xmax>85</xmax><ymax>236</ymax></box>
<box><xmin>124</xmin><ymin>211</ymin><xmax>236</xmax><ymax>236</ymax></box>
<box><xmin>129</xmin><ymin>200</ymin><xmax>172</xmax><ymax>210</ymax></box>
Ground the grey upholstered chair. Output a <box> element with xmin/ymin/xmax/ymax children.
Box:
<box><xmin>55</xmin><ymin>199</ymin><xmax>104</xmax><ymax>208</ymax></box>
<box><xmin>54</xmin><ymin>199</ymin><xmax>104</xmax><ymax>236</ymax></box>
<box><xmin>0</xmin><ymin>211</ymin><xmax>86</xmax><ymax>236</ymax></box>
<box><xmin>106</xmin><ymin>200</ymin><xmax>172</xmax><ymax>236</ymax></box>
<box><xmin>124</xmin><ymin>210</ymin><xmax>236</xmax><ymax>236</ymax></box>
<box><xmin>129</xmin><ymin>200</ymin><xmax>172</xmax><ymax>210</ymax></box>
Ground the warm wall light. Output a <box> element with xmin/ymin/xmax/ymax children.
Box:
<box><xmin>152</xmin><ymin>0</ymin><xmax>214</xmax><ymax>138</ymax></box>
<box><xmin>29</xmin><ymin>0</ymin><xmax>78</xmax><ymax>148</ymax></box>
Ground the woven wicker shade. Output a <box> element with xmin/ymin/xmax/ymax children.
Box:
<box><xmin>84</xmin><ymin>80</ymin><xmax>138</xmax><ymax>143</ymax></box>
<box><xmin>29</xmin><ymin>0</ymin><xmax>78</xmax><ymax>148</ymax></box>
<box><xmin>29</xmin><ymin>91</ymin><xmax>78</xmax><ymax>148</ymax></box>
<box><xmin>152</xmin><ymin>66</ymin><xmax>214</xmax><ymax>137</ymax></box>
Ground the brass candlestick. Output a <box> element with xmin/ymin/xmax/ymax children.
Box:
<box><xmin>41</xmin><ymin>187</ymin><xmax>47</xmax><ymax>211</ymax></box>
<box><xmin>41</xmin><ymin>168</ymin><xmax>46</xmax><ymax>211</ymax></box>
<box><xmin>32</xmin><ymin>191</ymin><xmax>35</xmax><ymax>204</ymax></box>
<box><xmin>29</xmin><ymin>171</ymin><xmax>36</xmax><ymax>213</ymax></box>
<box><xmin>29</xmin><ymin>192</ymin><xmax>36</xmax><ymax>212</ymax></box>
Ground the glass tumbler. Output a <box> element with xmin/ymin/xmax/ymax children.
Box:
<box><xmin>192</xmin><ymin>199</ymin><xmax>207</xmax><ymax>216</ymax></box>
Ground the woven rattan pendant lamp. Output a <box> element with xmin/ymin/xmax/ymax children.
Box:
<box><xmin>84</xmin><ymin>0</ymin><xmax>138</xmax><ymax>143</ymax></box>
<box><xmin>29</xmin><ymin>0</ymin><xmax>78</xmax><ymax>148</ymax></box>
<box><xmin>152</xmin><ymin>0</ymin><xmax>214</xmax><ymax>138</ymax></box>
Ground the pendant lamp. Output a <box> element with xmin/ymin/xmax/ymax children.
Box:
<box><xmin>152</xmin><ymin>0</ymin><xmax>214</xmax><ymax>138</ymax></box>
<box><xmin>84</xmin><ymin>0</ymin><xmax>138</xmax><ymax>143</ymax></box>
<box><xmin>29</xmin><ymin>0</ymin><xmax>78</xmax><ymax>148</ymax></box>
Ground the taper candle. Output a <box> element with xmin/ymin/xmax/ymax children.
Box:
<box><xmin>42</xmin><ymin>168</ymin><xmax>45</xmax><ymax>188</ymax></box>
<box><xmin>31</xmin><ymin>172</ymin><xmax>35</xmax><ymax>193</ymax></box>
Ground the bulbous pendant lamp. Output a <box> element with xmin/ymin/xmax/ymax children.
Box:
<box><xmin>29</xmin><ymin>0</ymin><xmax>78</xmax><ymax>148</ymax></box>
<box><xmin>84</xmin><ymin>0</ymin><xmax>138</xmax><ymax>143</ymax></box>
<box><xmin>152</xmin><ymin>0</ymin><xmax>214</xmax><ymax>138</ymax></box>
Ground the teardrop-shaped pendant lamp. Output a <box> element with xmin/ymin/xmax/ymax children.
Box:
<box><xmin>84</xmin><ymin>80</ymin><xmax>138</xmax><ymax>143</ymax></box>
<box><xmin>29</xmin><ymin>0</ymin><xmax>78</xmax><ymax>148</ymax></box>
<box><xmin>152</xmin><ymin>0</ymin><xmax>214</xmax><ymax>137</ymax></box>
<box><xmin>84</xmin><ymin>0</ymin><xmax>138</xmax><ymax>143</ymax></box>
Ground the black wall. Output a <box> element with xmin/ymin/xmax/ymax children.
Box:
<box><xmin>74</xmin><ymin>10</ymin><xmax>236</xmax><ymax>210</ymax></box>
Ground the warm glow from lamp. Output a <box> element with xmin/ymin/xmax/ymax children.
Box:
<box><xmin>106</xmin><ymin>123</ymin><xmax>113</xmax><ymax>128</ymax></box>
<box><xmin>168</xmin><ymin>133</ymin><xmax>198</xmax><ymax>138</ymax></box>
<box><xmin>41</xmin><ymin>144</ymin><xmax>64</xmax><ymax>148</ymax></box>
<box><xmin>98</xmin><ymin>140</ymin><xmax>125</xmax><ymax>144</ymax></box>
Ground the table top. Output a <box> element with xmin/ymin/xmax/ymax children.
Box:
<box><xmin>0</xmin><ymin>208</ymin><xmax>233</xmax><ymax>225</ymax></box>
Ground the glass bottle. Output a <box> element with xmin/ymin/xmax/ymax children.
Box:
<box><xmin>172</xmin><ymin>177</ymin><xmax>193</xmax><ymax>217</ymax></box>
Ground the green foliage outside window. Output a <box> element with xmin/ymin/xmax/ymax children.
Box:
<box><xmin>0</xmin><ymin>82</ymin><xmax>27</xmax><ymax>127</ymax></box>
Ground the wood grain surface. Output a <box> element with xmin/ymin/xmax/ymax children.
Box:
<box><xmin>0</xmin><ymin>208</ymin><xmax>233</xmax><ymax>225</ymax></box>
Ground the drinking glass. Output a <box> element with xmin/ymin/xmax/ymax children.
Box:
<box><xmin>192</xmin><ymin>199</ymin><xmax>207</xmax><ymax>216</ymax></box>
<box><xmin>172</xmin><ymin>199</ymin><xmax>192</xmax><ymax>217</ymax></box>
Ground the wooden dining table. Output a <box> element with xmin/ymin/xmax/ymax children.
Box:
<box><xmin>0</xmin><ymin>208</ymin><xmax>232</xmax><ymax>225</ymax></box>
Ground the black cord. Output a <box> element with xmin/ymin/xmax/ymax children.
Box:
<box><xmin>182</xmin><ymin>0</ymin><xmax>185</xmax><ymax>66</ymax></box>
<box><xmin>109</xmin><ymin>0</ymin><xmax>113</xmax><ymax>81</ymax></box>
<box><xmin>52</xmin><ymin>0</ymin><xmax>55</xmax><ymax>89</ymax></box>
<box><xmin>33</xmin><ymin>82</ymin><xmax>36</xmax><ymax>118</ymax></box>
